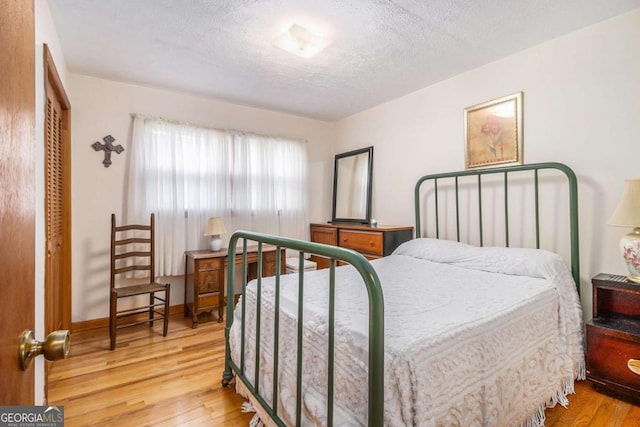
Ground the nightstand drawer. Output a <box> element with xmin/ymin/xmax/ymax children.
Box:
<box><xmin>198</xmin><ymin>258</ymin><xmax>223</xmax><ymax>271</ymax></box>
<box><xmin>587</xmin><ymin>323</ymin><xmax>640</xmax><ymax>390</ymax></box>
<box><xmin>198</xmin><ymin>293</ymin><xmax>220</xmax><ymax>309</ymax></box>
<box><xmin>339</xmin><ymin>230</ymin><xmax>383</xmax><ymax>255</ymax></box>
<box><xmin>198</xmin><ymin>269</ymin><xmax>221</xmax><ymax>293</ymax></box>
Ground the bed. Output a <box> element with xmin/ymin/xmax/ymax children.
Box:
<box><xmin>222</xmin><ymin>162</ymin><xmax>585</xmax><ymax>427</ymax></box>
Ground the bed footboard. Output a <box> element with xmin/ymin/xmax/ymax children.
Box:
<box><xmin>222</xmin><ymin>231</ymin><xmax>384</xmax><ymax>427</ymax></box>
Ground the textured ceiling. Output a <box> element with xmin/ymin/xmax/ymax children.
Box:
<box><xmin>48</xmin><ymin>0</ymin><xmax>640</xmax><ymax>121</ymax></box>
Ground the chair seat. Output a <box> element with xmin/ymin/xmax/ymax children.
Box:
<box><xmin>113</xmin><ymin>282</ymin><xmax>168</xmax><ymax>298</ymax></box>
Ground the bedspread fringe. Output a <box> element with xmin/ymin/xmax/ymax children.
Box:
<box><xmin>575</xmin><ymin>357</ymin><xmax>586</xmax><ymax>381</ymax></box>
<box><xmin>241</xmin><ymin>400</ymin><xmax>265</xmax><ymax>427</ymax></box>
<box><xmin>249</xmin><ymin>414</ymin><xmax>264</xmax><ymax>427</ymax></box>
<box><xmin>523</xmin><ymin>407</ymin><xmax>546</xmax><ymax>427</ymax></box>
<box><xmin>522</xmin><ymin>366</ymin><xmax>585</xmax><ymax>427</ymax></box>
<box><xmin>235</xmin><ymin>378</ymin><xmax>276</xmax><ymax>427</ymax></box>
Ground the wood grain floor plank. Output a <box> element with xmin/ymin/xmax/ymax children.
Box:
<box><xmin>622</xmin><ymin>404</ymin><xmax>640</xmax><ymax>427</ymax></box>
<box><xmin>593</xmin><ymin>393</ymin><xmax>631</xmax><ymax>427</ymax></box>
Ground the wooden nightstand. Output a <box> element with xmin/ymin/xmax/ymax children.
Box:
<box><xmin>184</xmin><ymin>246</ymin><xmax>285</xmax><ymax>328</ymax></box>
<box><xmin>586</xmin><ymin>273</ymin><xmax>640</xmax><ymax>403</ymax></box>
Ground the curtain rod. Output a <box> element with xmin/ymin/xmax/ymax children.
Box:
<box><xmin>130</xmin><ymin>113</ymin><xmax>308</xmax><ymax>144</ymax></box>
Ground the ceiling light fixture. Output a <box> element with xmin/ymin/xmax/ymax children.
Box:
<box><xmin>274</xmin><ymin>24</ymin><xmax>329</xmax><ymax>58</ymax></box>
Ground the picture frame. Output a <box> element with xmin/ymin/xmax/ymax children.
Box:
<box><xmin>464</xmin><ymin>92</ymin><xmax>523</xmax><ymax>170</ymax></box>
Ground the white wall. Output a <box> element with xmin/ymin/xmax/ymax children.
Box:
<box><xmin>334</xmin><ymin>9</ymin><xmax>640</xmax><ymax>320</ymax></box>
<box><xmin>69</xmin><ymin>75</ymin><xmax>335</xmax><ymax>322</ymax></box>
<box><xmin>35</xmin><ymin>0</ymin><xmax>69</xmax><ymax>405</ymax></box>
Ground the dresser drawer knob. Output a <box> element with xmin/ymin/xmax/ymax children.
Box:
<box><xmin>627</xmin><ymin>359</ymin><xmax>640</xmax><ymax>375</ymax></box>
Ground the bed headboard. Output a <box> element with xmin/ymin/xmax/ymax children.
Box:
<box><xmin>414</xmin><ymin>162</ymin><xmax>580</xmax><ymax>291</ymax></box>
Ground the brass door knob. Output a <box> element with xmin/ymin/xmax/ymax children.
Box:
<box><xmin>627</xmin><ymin>359</ymin><xmax>640</xmax><ymax>376</ymax></box>
<box><xmin>19</xmin><ymin>329</ymin><xmax>70</xmax><ymax>371</ymax></box>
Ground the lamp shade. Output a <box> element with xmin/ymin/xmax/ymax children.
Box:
<box><xmin>609</xmin><ymin>179</ymin><xmax>640</xmax><ymax>227</ymax></box>
<box><xmin>204</xmin><ymin>217</ymin><xmax>226</xmax><ymax>236</ymax></box>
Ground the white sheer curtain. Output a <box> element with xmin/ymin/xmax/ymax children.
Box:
<box><xmin>231</xmin><ymin>133</ymin><xmax>308</xmax><ymax>238</ymax></box>
<box><xmin>126</xmin><ymin>115</ymin><xmax>308</xmax><ymax>276</ymax></box>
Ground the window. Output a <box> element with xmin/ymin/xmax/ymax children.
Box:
<box><xmin>126</xmin><ymin>115</ymin><xmax>308</xmax><ymax>275</ymax></box>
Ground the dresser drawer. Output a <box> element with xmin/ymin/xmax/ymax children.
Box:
<box><xmin>339</xmin><ymin>230</ymin><xmax>383</xmax><ymax>255</ymax></box>
<box><xmin>309</xmin><ymin>223</ymin><xmax>413</xmax><ymax>270</ymax></box>
<box><xmin>586</xmin><ymin>323</ymin><xmax>640</xmax><ymax>390</ymax></box>
<box><xmin>310</xmin><ymin>226</ymin><xmax>337</xmax><ymax>246</ymax></box>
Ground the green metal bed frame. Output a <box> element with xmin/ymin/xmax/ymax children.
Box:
<box><xmin>222</xmin><ymin>235</ymin><xmax>384</xmax><ymax>426</ymax></box>
<box><xmin>222</xmin><ymin>162</ymin><xmax>580</xmax><ymax>426</ymax></box>
<box><xmin>414</xmin><ymin>162</ymin><xmax>580</xmax><ymax>290</ymax></box>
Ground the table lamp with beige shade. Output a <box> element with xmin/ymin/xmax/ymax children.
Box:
<box><xmin>609</xmin><ymin>179</ymin><xmax>640</xmax><ymax>283</ymax></box>
<box><xmin>204</xmin><ymin>217</ymin><xmax>226</xmax><ymax>251</ymax></box>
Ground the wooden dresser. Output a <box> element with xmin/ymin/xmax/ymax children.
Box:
<box><xmin>586</xmin><ymin>273</ymin><xmax>640</xmax><ymax>403</ymax></box>
<box><xmin>309</xmin><ymin>223</ymin><xmax>413</xmax><ymax>269</ymax></box>
<box><xmin>184</xmin><ymin>246</ymin><xmax>285</xmax><ymax>328</ymax></box>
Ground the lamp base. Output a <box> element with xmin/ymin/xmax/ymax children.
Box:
<box><xmin>210</xmin><ymin>235</ymin><xmax>223</xmax><ymax>252</ymax></box>
<box><xmin>620</xmin><ymin>227</ymin><xmax>640</xmax><ymax>284</ymax></box>
<box><xmin>627</xmin><ymin>275</ymin><xmax>640</xmax><ymax>284</ymax></box>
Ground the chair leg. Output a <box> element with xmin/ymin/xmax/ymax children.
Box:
<box><xmin>110</xmin><ymin>291</ymin><xmax>117</xmax><ymax>351</ymax></box>
<box><xmin>149</xmin><ymin>292</ymin><xmax>154</xmax><ymax>328</ymax></box>
<box><xmin>163</xmin><ymin>284</ymin><xmax>170</xmax><ymax>337</ymax></box>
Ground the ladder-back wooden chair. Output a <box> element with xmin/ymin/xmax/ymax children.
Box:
<box><xmin>110</xmin><ymin>213</ymin><xmax>170</xmax><ymax>350</ymax></box>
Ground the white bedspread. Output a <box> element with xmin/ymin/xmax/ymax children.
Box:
<box><xmin>229</xmin><ymin>238</ymin><xmax>584</xmax><ymax>426</ymax></box>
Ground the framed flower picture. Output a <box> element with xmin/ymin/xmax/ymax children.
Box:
<box><xmin>464</xmin><ymin>92</ymin><xmax>523</xmax><ymax>170</ymax></box>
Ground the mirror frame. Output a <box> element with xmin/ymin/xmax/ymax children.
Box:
<box><xmin>331</xmin><ymin>146</ymin><xmax>374</xmax><ymax>224</ymax></box>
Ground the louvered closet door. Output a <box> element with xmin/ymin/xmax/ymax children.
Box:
<box><xmin>45</xmin><ymin>79</ymin><xmax>64</xmax><ymax>331</ymax></box>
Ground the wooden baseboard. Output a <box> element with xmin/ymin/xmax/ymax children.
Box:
<box><xmin>71</xmin><ymin>304</ymin><xmax>185</xmax><ymax>333</ymax></box>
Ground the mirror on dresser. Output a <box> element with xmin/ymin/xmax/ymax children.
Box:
<box><xmin>332</xmin><ymin>146</ymin><xmax>373</xmax><ymax>224</ymax></box>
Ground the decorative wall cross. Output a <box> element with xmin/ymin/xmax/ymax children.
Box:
<box><xmin>92</xmin><ymin>135</ymin><xmax>124</xmax><ymax>168</ymax></box>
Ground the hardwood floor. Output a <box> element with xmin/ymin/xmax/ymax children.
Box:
<box><xmin>49</xmin><ymin>314</ymin><xmax>640</xmax><ymax>426</ymax></box>
<box><xmin>48</xmin><ymin>315</ymin><xmax>253</xmax><ymax>426</ymax></box>
<box><xmin>545</xmin><ymin>381</ymin><xmax>640</xmax><ymax>426</ymax></box>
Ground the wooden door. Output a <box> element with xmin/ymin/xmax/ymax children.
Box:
<box><xmin>44</xmin><ymin>45</ymin><xmax>71</xmax><ymax>333</ymax></box>
<box><xmin>0</xmin><ymin>0</ymin><xmax>36</xmax><ymax>404</ymax></box>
